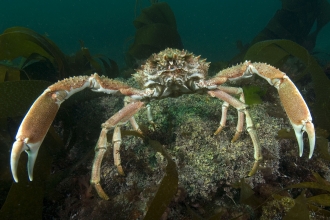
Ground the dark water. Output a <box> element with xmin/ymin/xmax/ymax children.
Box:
<box><xmin>2</xmin><ymin>0</ymin><xmax>329</xmax><ymax>67</ymax></box>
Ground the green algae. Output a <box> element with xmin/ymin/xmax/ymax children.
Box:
<box><xmin>242</xmin><ymin>85</ymin><xmax>267</xmax><ymax>105</ymax></box>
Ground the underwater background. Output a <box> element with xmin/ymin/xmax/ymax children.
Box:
<box><xmin>1</xmin><ymin>0</ymin><xmax>330</xmax><ymax>219</ymax></box>
<box><xmin>1</xmin><ymin>0</ymin><xmax>329</xmax><ymax>66</ymax></box>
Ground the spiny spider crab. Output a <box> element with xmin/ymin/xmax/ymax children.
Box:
<box><xmin>11</xmin><ymin>48</ymin><xmax>315</xmax><ymax>200</ymax></box>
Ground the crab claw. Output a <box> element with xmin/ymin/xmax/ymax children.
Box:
<box><xmin>10</xmin><ymin>88</ymin><xmax>62</xmax><ymax>182</ymax></box>
<box><xmin>277</xmin><ymin>76</ymin><xmax>316</xmax><ymax>158</ymax></box>
<box><xmin>11</xmin><ymin>139</ymin><xmax>42</xmax><ymax>182</ymax></box>
<box><xmin>248</xmin><ymin>63</ymin><xmax>316</xmax><ymax>158</ymax></box>
<box><xmin>291</xmin><ymin>120</ymin><xmax>315</xmax><ymax>158</ymax></box>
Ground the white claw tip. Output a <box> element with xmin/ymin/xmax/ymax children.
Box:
<box><xmin>13</xmin><ymin>176</ymin><xmax>19</xmax><ymax>183</ymax></box>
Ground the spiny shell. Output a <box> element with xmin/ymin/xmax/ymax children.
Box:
<box><xmin>133</xmin><ymin>48</ymin><xmax>210</xmax><ymax>88</ymax></box>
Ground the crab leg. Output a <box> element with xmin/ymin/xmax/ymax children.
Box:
<box><xmin>213</xmin><ymin>101</ymin><xmax>229</xmax><ymax>135</ymax></box>
<box><xmin>208</xmin><ymin>90</ymin><xmax>261</xmax><ymax>176</ymax></box>
<box><xmin>113</xmin><ymin>126</ymin><xmax>124</xmax><ymax>175</ymax></box>
<box><xmin>91</xmin><ymin>101</ymin><xmax>144</xmax><ymax>200</ymax></box>
<box><xmin>10</xmin><ymin>73</ymin><xmax>143</xmax><ymax>182</ymax></box>
<box><xmin>213</xmin><ymin>86</ymin><xmax>246</xmax><ymax>142</ymax></box>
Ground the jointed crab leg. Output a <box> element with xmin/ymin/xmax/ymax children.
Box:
<box><xmin>213</xmin><ymin>86</ymin><xmax>246</xmax><ymax>142</ymax></box>
<box><xmin>213</xmin><ymin>101</ymin><xmax>229</xmax><ymax>135</ymax></box>
<box><xmin>208</xmin><ymin>90</ymin><xmax>261</xmax><ymax>176</ymax></box>
<box><xmin>113</xmin><ymin>126</ymin><xmax>124</xmax><ymax>175</ymax></box>
<box><xmin>11</xmin><ymin>73</ymin><xmax>144</xmax><ymax>182</ymax></box>
<box><xmin>91</xmin><ymin>101</ymin><xmax>145</xmax><ymax>200</ymax></box>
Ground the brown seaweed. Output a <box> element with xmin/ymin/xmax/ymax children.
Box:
<box><xmin>128</xmin><ymin>2</ymin><xmax>183</xmax><ymax>63</ymax></box>
<box><xmin>284</xmin><ymin>172</ymin><xmax>330</xmax><ymax>218</ymax></box>
<box><xmin>0</xmin><ymin>65</ymin><xmax>20</xmax><ymax>82</ymax></box>
<box><xmin>0</xmin><ymin>27</ymin><xmax>119</xmax><ymax>80</ymax></box>
<box><xmin>0</xmin><ymin>27</ymin><xmax>70</xmax><ymax>79</ymax></box>
<box><xmin>143</xmin><ymin>139</ymin><xmax>178</xmax><ymax>220</ymax></box>
<box><xmin>0</xmin><ymin>80</ymin><xmax>51</xmax><ymax>118</ymax></box>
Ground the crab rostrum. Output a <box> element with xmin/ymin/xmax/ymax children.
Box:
<box><xmin>11</xmin><ymin>48</ymin><xmax>315</xmax><ymax>200</ymax></box>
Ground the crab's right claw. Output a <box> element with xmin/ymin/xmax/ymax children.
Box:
<box><xmin>11</xmin><ymin>139</ymin><xmax>42</xmax><ymax>182</ymax></box>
